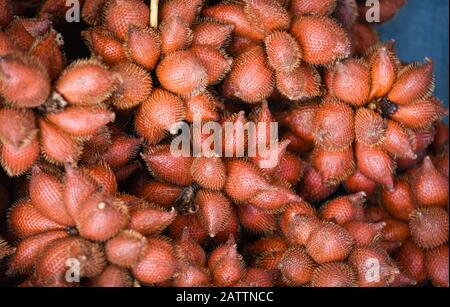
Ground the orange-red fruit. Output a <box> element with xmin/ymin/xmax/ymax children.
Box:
<box><xmin>313</xmin><ymin>99</ymin><xmax>354</xmax><ymax>151</ymax></box>
<box><xmin>354</xmin><ymin>108</ymin><xmax>385</xmax><ymax>146</ymax></box>
<box><xmin>142</xmin><ymin>145</ymin><xmax>193</xmax><ymax>186</ymax></box>
<box><xmin>383</xmin><ymin>120</ymin><xmax>416</xmax><ymax>159</ymax></box>
<box><xmin>311</xmin><ymin>262</ymin><xmax>356</xmax><ymax>287</ymax></box>
<box><xmin>410</xmin><ymin>156</ymin><xmax>449</xmax><ymax>208</ymax></box>
<box><xmin>380</xmin><ymin>177</ymin><xmax>415</xmax><ymax>221</ymax></box>
<box><xmin>191</xmin><ymin>157</ymin><xmax>226</xmax><ymax>190</ymax></box>
<box><xmin>425</xmin><ymin>245</ymin><xmax>449</xmax><ymax>287</ymax></box>
<box><xmin>160</xmin><ymin>16</ymin><xmax>192</xmax><ymax>55</ymax></box>
<box><xmin>190</xmin><ymin>44</ymin><xmax>232</xmax><ymax>85</ymax></box>
<box><xmin>369</xmin><ymin>44</ymin><xmax>398</xmax><ymax>100</ymax></box>
<box><xmin>156</xmin><ymin>50</ymin><xmax>208</xmax><ymax>97</ymax></box>
<box><xmin>126</xmin><ymin>27</ymin><xmax>161</xmax><ymax>70</ymax></box>
<box><xmin>132</xmin><ymin>236</ymin><xmax>177</xmax><ymax>284</ymax></box>
<box><xmin>35</xmin><ymin>237</ymin><xmax>105</xmax><ymax>285</ymax></box>
<box><xmin>111</xmin><ymin>62</ymin><xmax>152</xmax><ymax>109</ymax></box>
<box><xmin>103</xmin><ymin>0</ymin><xmax>149</xmax><ymax>40</ymax></box>
<box><xmin>397</xmin><ymin>240</ymin><xmax>427</xmax><ymax>284</ymax></box>
<box><xmin>298</xmin><ymin>166</ymin><xmax>338</xmax><ymax>203</ymax></box>
<box><xmin>237</xmin><ymin>203</ymin><xmax>277</xmax><ymax>234</ymax></box>
<box><xmin>275</xmin><ymin>63</ymin><xmax>321</xmax><ymax>101</ymax></box>
<box><xmin>0</xmin><ymin>107</ymin><xmax>36</xmax><ymax>148</ymax></box>
<box><xmin>382</xmin><ymin>219</ymin><xmax>410</xmax><ymax>242</ymax></box>
<box><xmin>344</xmin><ymin>221</ymin><xmax>386</xmax><ymax>246</ymax></box>
<box><xmin>135</xmin><ymin>88</ymin><xmax>186</xmax><ymax>144</ymax></box>
<box><xmin>127</xmin><ymin>199</ymin><xmax>176</xmax><ymax>235</ymax></box>
<box><xmin>311</xmin><ymin>147</ymin><xmax>354</xmax><ymax>185</ymax></box>
<box><xmin>208</xmin><ymin>237</ymin><xmax>245</xmax><ymax>286</ymax></box>
<box><xmin>29</xmin><ymin>167</ymin><xmax>74</xmax><ymax>226</ymax></box>
<box><xmin>235</xmin><ymin>267</ymin><xmax>273</xmax><ymax>287</ymax></box>
<box><xmin>244</xmin><ymin>236</ymin><xmax>289</xmax><ymax>256</ymax></box>
<box><xmin>344</xmin><ymin>170</ymin><xmax>377</xmax><ymax>198</ymax></box>
<box><xmin>136</xmin><ymin>181</ymin><xmax>182</xmax><ymax>209</ymax></box>
<box><xmin>0</xmin><ymin>0</ymin><xmax>13</xmax><ymax>27</ymax></box>
<box><xmin>173</xmin><ymin>264</ymin><xmax>210</xmax><ymax>287</ymax></box>
<box><xmin>0</xmin><ymin>134</ymin><xmax>40</xmax><ymax>176</ymax></box>
<box><xmin>321</xmin><ymin>192</ymin><xmax>366</xmax><ymax>225</ymax></box>
<box><xmin>7</xmin><ymin>230</ymin><xmax>69</xmax><ymax>275</ymax></box>
<box><xmin>247</xmin><ymin>180</ymin><xmax>301</xmax><ymax>212</ymax></box>
<box><xmin>290</xmin><ymin>0</ymin><xmax>337</xmax><ymax>16</ymax></box>
<box><xmin>77</xmin><ymin>193</ymin><xmax>129</xmax><ymax>241</ymax></box>
<box><xmin>102</xmin><ymin>134</ymin><xmax>141</xmax><ymax>168</ymax></box>
<box><xmin>225</xmin><ymin>45</ymin><xmax>274</xmax><ymax>103</ymax></box>
<box><xmin>29</xmin><ymin>29</ymin><xmax>65</xmax><ymax>80</ymax></box>
<box><xmin>84</xmin><ymin>162</ymin><xmax>118</xmax><ymax>195</ymax></box>
<box><xmin>46</xmin><ymin>106</ymin><xmax>115</xmax><ymax>137</ymax></box>
<box><xmin>55</xmin><ymin>59</ymin><xmax>116</xmax><ymax>106</ymax></box>
<box><xmin>0</xmin><ymin>53</ymin><xmax>50</xmax><ymax>107</ymax></box>
<box><xmin>169</xmin><ymin>213</ymin><xmax>209</xmax><ymax>243</ymax></box>
<box><xmin>278</xmin><ymin>247</ymin><xmax>315</xmax><ymax>286</ymax></box>
<box><xmin>388</xmin><ymin>59</ymin><xmax>435</xmax><ymax>105</ymax></box>
<box><xmin>90</xmin><ymin>265</ymin><xmax>132</xmax><ymax>287</ymax></box>
<box><xmin>192</xmin><ymin>21</ymin><xmax>234</xmax><ymax>49</ymax></box>
<box><xmin>290</xmin><ymin>16</ymin><xmax>350</xmax><ymax>65</ymax></box>
<box><xmin>329</xmin><ymin>59</ymin><xmax>370</xmax><ymax>106</ymax></box>
<box><xmin>105</xmin><ymin>230</ymin><xmax>147</xmax><ymax>268</ymax></box>
<box><xmin>184</xmin><ymin>92</ymin><xmax>220</xmax><ymax>122</ymax></box>
<box><xmin>282</xmin><ymin>214</ymin><xmax>321</xmax><ymax>246</ymax></box>
<box><xmin>9</xmin><ymin>199</ymin><xmax>64</xmax><ymax>239</ymax></box>
<box><xmin>244</xmin><ymin>0</ymin><xmax>290</xmax><ymax>33</ymax></box>
<box><xmin>82</xmin><ymin>0</ymin><xmax>107</xmax><ymax>26</ymax></box>
<box><xmin>279</xmin><ymin>103</ymin><xmax>318</xmax><ymax>142</ymax></box>
<box><xmin>196</xmin><ymin>190</ymin><xmax>233</xmax><ymax>237</ymax></box>
<box><xmin>273</xmin><ymin>152</ymin><xmax>305</xmax><ymax>184</ymax></box>
<box><xmin>409</xmin><ymin>207</ymin><xmax>449</xmax><ymax>249</ymax></box>
<box><xmin>175</xmin><ymin>229</ymin><xmax>207</xmax><ymax>267</ymax></box>
<box><xmin>83</xmin><ymin>27</ymin><xmax>126</xmax><ymax>65</ymax></box>
<box><xmin>355</xmin><ymin>142</ymin><xmax>395</xmax><ymax>190</ymax></box>
<box><xmin>306</xmin><ymin>223</ymin><xmax>354</xmax><ymax>264</ymax></box>
<box><xmin>349</xmin><ymin>246</ymin><xmax>399</xmax><ymax>287</ymax></box>
<box><xmin>159</xmin><ymin>0</ymin><xmax>204</xmax><ymax>26</ymax></box>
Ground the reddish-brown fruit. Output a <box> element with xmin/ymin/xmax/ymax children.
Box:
<box><xmin>192</xmin><ymin>21</ymin><xmax>234</xmax><ymax>49</ymax></box>
<box><xmin>82</xmin><ymin>0</ymin><xmax>107</xmax><ymax>26</ymax></box>
<box><xmin>275</xmin><ymin>63</ymin><xmax>321</xmax><ymax>101</ymax></box>
<box><xmin>306</xmin><ymin>223</ymin><xmax>354</xmax><ymax>264</ymax></box>
<box><xmin>388</xmin><ymin>60</ymin><xmax>435</xmax><ymax>105</ymax></box>
<box><xmin>321</xmin><ymin>192</ymin><xmax>366</xmax><ymax>225</ymax></box>
<box><xmin>311</xmin><ymin>262</ymin><xmax>356</xmax><ymax>287</ymax></box>
<box><xmin>409</xmin><ymin>207</ymin><xmax>449</xmax><ymax>249</ymax></box>
<box><xmin>83</xmin><ymin>27</ymin><xmax>126</xmax><ymax>65</ymax></box>
<box><xmin>344</xmin><ymin>170</ymin><xmax>378</xmax><ymax>198</ymax></box>
<box><xmin>102</xmin><ymin>134</ymin><xmax>141</xmax><ymax>168</ymax></box>
<box><xmin>279</xmin><ymin>201</ymin><xmax>317</xmax><ymax>232</ymax></box>
<box><xmin>237</xmin><ymin>204</ymin><xmax>277</xmax><ymax>234</ymax></box>
<box><xmin>235</xmin><ymin>267</ymin><xmax>273</xmax><ymax>287</ymax></box>
<box><xmin>46</xmin><ymin>106</ymin><xmax>115</xmax><ymax>137</ymax></box>
<box><xmin>0</xmin><ymin>107</ymin><xmax>36</xmax><ymax>147</ymax></box>
<box><xmin>175</xmin><ymin>229</ymin><xmax>207</xmax><ymax>267</ymax></box>
<box><xmin>160</xmin><ymin>16</ymin><xmax>192</xmax><ymax>55</ymax></box>
<box><xmin>365</xmin><ymin>205</ymin><xmax>390</xmax><ymax>223</ymax></box>
<box><xmin>7</xmin><ymin>230</ymin><xmax>69</xmax><ymax>275</ymax></box>
<box><xmin>202</xmin><ymin>2</ymin><xmax>265</xmax><ymax>41</ymax></box>
<box><xmin>77</xmin><ymin>193</ymin><xmax>129</xmax><ymax>241</ymax></box>
<box><xmin>359</xmin><ymin>0</ymin><xmax>406</xmax><ymax>23</ymax></box>
<box><xmin>273</xmin><ymin>152</ymin><xmax>305</xmax><ymax>184</ymax></box>
<box><xmin>132</xmin><ymin>236</ymin><xmax>177</xmax><ymax>284</ymax></box>
<box><xmin>283</xmin><ymin>214</ymin><xmax>322</xmax><ymax>246</ymax></box>
<box><xmin>248</xmin><ymin>180</ymin><xmax>301</xmax><ymax>212</ymax></box>
<box><xmin>227</xmin><ymin>35</ymin><xmax>259</xmax><ymax>57</ymax></box>
<box><xmin>290</xmin><ymin>0</ymin><xmax>337</xmax><ymax>16</ymax></box>
<box><xmin>344</xmin><ymin>221</ymin><xmax>386</xmax><ymax>246</ymax></box>
<box><xmin>156</xmin><ymin>50</ymin><xmax>208</xmax><ymax>97</ymax></box>
<box><xmin>244</xmin><ymin>236</ymin><xmax>289</xmax><ymax>257</ymax></box>
<box><xmin>160</xmin><ymin>0</ymin><xmax>203</xmax><ymax>26</ymax></box>
<box><xmin>190</xmin><ymin>157</ymin><xmax>226</xmax><ymax>191</ymax></box>
<box><xmin>173</xmin><ymin>264</ymin><xmax>210</xmax><ymax>287</ymax></box>
<box><xmin>390</xmin><ymin>97</ymin><xmax>447</xmax><ymax>130</ymax></box>
<box><xmin>111</xmin><ymin>62</ymin><xmax>152</xmax><ymax>109</ymax></box>
<box><xmin>29</xmin><ymin>167</ymin><xmax>74</xmax><ymax>226</ymax></box>
<box><xmin>9</xmin><ymin>199</ymin><xmax>64</xmax><ymax>239</ymax></box>
<box><xmin>432</xmin><ymin>121</ymin><xmax>449</xmax><ymax>152</ymax></box>
<box><xmin>279</xmin><ymin>103</ymin><xmax>319</xmax><ymax>142</ymax></box>
<box><xmin>355</xmin><ymin>142</ymin><xmax>395</xmax><ymax>190</ymax></box>
<box><xmin>0</xmin><ymin>53</ymin><xmax>50</xmax><ymax>107</ymax></box>
<box><xmin>90</xmin><ymin>265</ymin><xmax>132</xmax><ymax>287</ymax></box>
<box><xmin>29</xmin><ymin>29</ymin><xmax>65</xmax><ymax>80</ymax></box>
<box><xmin>380</xmin><ymin>177</ymin><xmax>415</xmax><ymax>221</ymax></box>
<box><xmin>142</xmin><ymin>145</ymin><xmax>193</xmax><ymax>186</ymax></box>
<box><xmin>410</xmin><ymin>156</ymin><xmax>449</xmax><ymax>208</ymax></box>
<box><xmin>264</xmin><ymin>31</ymin><xmax>301</xmax><ymax>72</ymax></box>
<box><xmin>349</xmin><ymin>246</ymin><xmax>399</xmax><ymax>287</ymax></box>
<box><xmin>212</xmin><ymin>207</ymin><xmax>240</xmax><ymax>244</ymax></box>
<box><xmin>244</xmin><ymin>0</ymin><xmax>290</xmax><ymax>33</ymax></box>
<box><xmin>354</xmin><ymin>108</ymin><xmax>386</xmax><ymax>147</ymax></box>
<box><xmin>55</xmin><ymin>59</ymin><xmax>116</xmax><ymax>106</ymax></box>
<box><xmin>282</xmin><ymin>131</ymin><xmax>314</xmax><ymax>153</ymax></box>
<box><xmin>184</xmin><ymin>92</ymin><xmax>220</xmax><ymax>122</ymax></box>
<box><xmin>369</xmin><ymin>44</ymin><xmax>399</xmax><ymax>100</ymax></box>
<box><xmin>195</xmin><ymin>190</ymin><xmax>233</xmax><ymax>237</ymax></box>
<box><xmin>35</xmin><ymin>237</ymin><xmax>105</xmax><ymax>284</ymax></box>
<box><xmin>190</xmin><ymin>44</ymin><xmax>232</xmax><ymax>85</ymax></box>
<box><xmin>298</xmin><ymin>166</ymin><xmax>338</xmax><ymax>203</ymax></box>
<box><xmin>225</xmin><ymin>45</ymin><xmax>274</xmax><ymax>103</ymax></box>
<box><xmin>0</xmin><ymin>134</ymin><xmax>40</xmax><ymax>176</ymax></box>
<box><xmin>170</xmin><ymin>213</ymin><xmax>208</xmax><ymax>243</ymax></box>
<box><xmin>136</xmin><ymin>181</ymin><xmax>182</xmax><ymax>209</ymax></box>
<box><xmin>0</xmin><ymin>0</ymin><xmax>13</xmax><ymax>27</ymax></box>
<box><xmin>397</xmin><ymin>240</ymin><xmax>427</xmax><ymax>284</ymax></box>
<box><xmin>329</xmin><ymin>59</ymin><xmax>370</xmax><ymax>106</ymax></box>
<box><xmin>278</xmin><ymin>247</ymin><xmax>315</xmax><ymax>286</ymax></box>
<box><xmin>383</xmin><ymin>120</ymin><xmax>416</xmax><ymax>159</ymax></box>
<box><xmin>129</xmin><ymin>204</ymin><xmax>176</xmax><ymax>236</ymax></box>
<box><xmin>103</xmin><ymin>0</ymin><xmax>149</xmax><ymax>40</ymax></box>
<box><xmin>125</xmin><ymin>27</ymin><xmax>161</xmax><ymax>70</ymax></box>
<box><xmin>425</xmin><ymin>244</ymin><xmax>449</xmax><ymax>287</ymax></box>
<box><xmin>0</xmin><ymin>31</ymin><xmax>15</xmax><ymax>56</ymax></box>
<box><xmin>208</xmin><ymin>237</ymin><xmax>245</xmax><ymax>286</ymax></box>
<box><xmin>84</xmin><ymin>162</ymin><xmax>118</xmax><ymax>195</ymax></box>
<box><xmin>382</xmin><ymin>219</ymin><xmax>410</xmax><ymax>243</ymax></box>
<box><xmin>313</xmin><ymin>99</ymin><xmax>354</xmax><ymax>151</ymax></box>
<box><xmin>311</xmin><ymin>147</ymin><xmax>355</xmax><ymax>185</ymax></box>
<box><xmin>290</xmin><ymin>16</ymin><xmax>350</xmax><ymax>65</ymax></box>
<box><xmin>432</xmin><ymin>150</ymin><xmax>449</xmax><ymax>179</ymax></box>
<box><xmin>105</xmin><ymin>230</ymin><xmax>147</xmax><ymax>268</ymax></box>
<box><xmin>135</xmin><ymin>88</ymin><xmax>186</xmax><ymax>143</ymax></box>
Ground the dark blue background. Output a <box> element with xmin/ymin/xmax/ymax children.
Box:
<box><xmin>376</xmin><ymin>0</ymin><xmax>449</xmax><ymax>107</ymax></box>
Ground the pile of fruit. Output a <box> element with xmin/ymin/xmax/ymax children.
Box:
<box><xmin>0</xmin><ymin>0</ymin><xmax>448</xmax><ymax>287</ymax></box>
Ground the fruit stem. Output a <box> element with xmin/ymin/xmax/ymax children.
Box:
<box><xmin>150</xmin><ymin>0</ymin><xmax>159</xmax><ymax>28</ymax></box>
